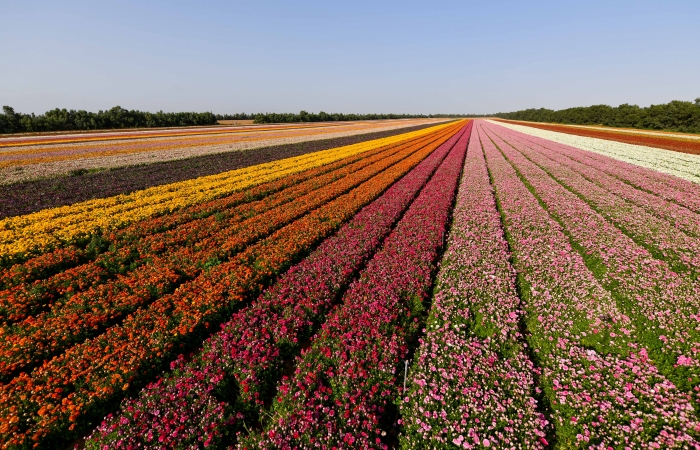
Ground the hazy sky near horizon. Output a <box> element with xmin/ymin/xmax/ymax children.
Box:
<box><xmin>2</xmin><ymin>0</ymin><xmax>699</xmax><ymax>115</ymax></box>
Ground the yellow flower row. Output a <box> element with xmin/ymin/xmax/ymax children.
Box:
<box><xmin>0</xmin><ymin>122</ymin><xmax>455</xmax><ymax>258</ymax></box>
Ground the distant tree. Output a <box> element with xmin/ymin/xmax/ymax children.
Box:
<box><xmin>494</xmin><ymin>99</ymin><xmax>700</xmax><ymax>133</ymax></box>
<box><xmin>0</xmin><ymin>106</ymin><xmax>466</xmax><ymax>134</ymax></box>
<box><xmin>0</xmin><ymin>106</ymin><xmax>220</xmax><ymax>134</ymax></box>
<box><xmin>1</xmin><ymin>106</ymin><xmax>19</xmax><ymax>133</ymax></box>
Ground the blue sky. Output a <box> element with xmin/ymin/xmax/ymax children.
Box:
<box><xmin>1</xmin><ymin>0</ymin><xmax>698</xmax><ymax>114</ymax></box>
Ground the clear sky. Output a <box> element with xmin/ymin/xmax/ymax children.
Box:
<box><xmin>1</xmin><ymin>0</ymin><xmax>698</xmax><ymax>115</ymax></box>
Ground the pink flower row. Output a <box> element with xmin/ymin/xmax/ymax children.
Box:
<box><xmin>82</xmin><ymin>124</ymin><xmax>472</xmax><ymax>449</ymax></box>
<box><xmin>512</xmin><ymin>129</ymin><xmax>700</xmax><ymax>214</ymax></box>
<box><xmin>487</xmin><ymin>122</ymin><xmax>700</xmax><ymax>386</ymax></box>
<box><xmin>399</xmin><ymin>127</ymin><xmax>548</xmax><ymax>448</ymax></box>
<box><xmin>242</xmin><ymin>124</ymin><xmax>471</xmax><ymax>449</ymax></box>
<box><xmin>500</xmin><ymin>130</ymin><xmax>700</xmax><ymax>278</ymax></box>
<box><xmin>481</xmin><ymin>121</ymin><xmax>700</xmax><ymax>447</ymax></box>
<box><xmin>515</xmin><ymin>134</ymin><xmax>700</xmax><ymax>238</ymax></box>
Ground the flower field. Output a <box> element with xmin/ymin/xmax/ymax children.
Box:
<box><xmin>2</xmin><ymin>117</ymin><xmax>700</xmax><ymax>449</ymax></box>
<box><xmin>0</xmin><ymin>123</ymin><xmax>442</xmax><ymax>220</ymax></box>
<box><xmin>495</xmin><ymin>119</ymin><xmax>700</xmax><ymax>156</ymax></box>
<box><xmin>0</xmin><ymin>122</ymin><xmax>454</xmax><ymax>262</ymax></box>
<box><xmin>494</xmin><ymin>120</ymin><xmax>700</xmax><ymax>184</ymax></box>
<box><xmin>0</xmin><ymin>119</ymin><xmax>446</xmax><ymax>185</ymax></box>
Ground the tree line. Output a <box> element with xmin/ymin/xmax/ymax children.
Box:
<box><xmin>0</xmin><ymin>106</ymin><xmax>218</xmax><ymax>134</ymax></box>
<box><xmin>493</xmin><ymin>99</ymin><xmax>700</xmax><ymax>133</ymax></box>
<box><xmin>5</xmin><ymin>100</ymin><xmax>700</xmax><ymax>135</ymax></box>
<box><xmin>0</xmin><ymin>106</ymin><xmax>467</xmax><ymax>134</ymax></box>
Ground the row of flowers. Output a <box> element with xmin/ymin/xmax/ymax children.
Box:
<box><xmin>242</xmin><ymin>123</ymin><xmax>471</xmax><ymax>449</ymax></box>
<box><xmin>80</xmin><ymin>122</ymin><xmax>471</xmax><ymax>449</ymax></box>
<box><xmin>523</xmin><ymin>139</ymin><xmax>700</xmax><ymax>239</ymax></box>
<box><xmin>502</xmin><ymin>131</ymin><xmax>700</xmax><ymax>279</ymax></box>
<box><xmin>0</xmin><ymin>121</ymin><xmax>455</xmax><ymax>261</ymax></box>
<box><xmin>0</xmin><ymin>134</ymin><xmax>437</xmax><ymax>379</ymax></box>
<box><xmin>0</xmin><ymin>124</ymin><xmax>460</xmax><ymax>324</ymax></box>
<box><xmin>0</xmin><ymin>124</ymin><xmax>463</xmax><ymax>449</ymax></box>
<box><xmin>1</xmin><ymin>123</ymin><xmax>442</xmax><ymax>220</ymax></box>
<box><xmin>495</xmin><ymin>119</ymin><xmax>700</xmax><ymax>156</ymax></box>
<box><xmin>0</xmin><ymin>125</ymin><xmax>408</xmax><ymax>172</ymax></box>
<box><xmin>0</xmin><ymin>121</ymin><xmax>443</xmax><ymax>186</ymax></box>
<box><xmin>550</xmin><ymin>139</ymin><xmax>700</xmax><ymax>213</ymax></box>
<box><xmin>481</xmin><ymin>122</ymin><xmax>700</xmax><ymax>447</ymax></box>
<box><xmin>0</xmin><ymin>121</ymin><xmax>429</xmax><ymax>164</ymax></box>
<box><xmin>0</xmin><ymin>136</ymin><xmax>400</xmax><ymax>292</ymax></box>
<box><xmin>491</xmin><ymin>120</ymin><xmax>700</xmax><ymax>185</ymax></box>
<box><xmin>0</xmin><ymin>121</ymin><xmax>346</xmax><ymax>148</ymax></box>
<box><xmin>399</xmin><ymin>127</ymin><xmax>548</xmax><ymax>448</ymax></box>
<box><xmin>0</xmin><ymin>158</ymin><xmax>352</xmax><ymax>307</ymax></box>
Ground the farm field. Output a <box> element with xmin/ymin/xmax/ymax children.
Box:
<box><xmin>0</xmin><ymin>120</ymin><xmax>445</xmax><ymax>219</ymax></box>
<box><xmin>0</xmin><ymin>118</ymin><xmax>446</xmax><ymax>185</ymax></box>
<box><xmin>2</xmin><ymin>117</ymin><xmax>700</xmax><ymax>449</ymax></box>
<box><xmin>495</xmin><ymin>119</ymin><xmax>700</xmax><ymax>155</ymax></box>
<box><xmin>497</xmin><ymin>119</ymin><xmax>700</xmax><ymax>141</ymax></box>
<box><xmin>493</xmin><ymin>119</ymin><xmax>700</xmax><ymax>184</ymax></box>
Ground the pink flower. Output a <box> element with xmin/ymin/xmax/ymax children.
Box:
<box><xmin>677</xmin><ymin>355</ymin><xmax>694</xmax><ymax>366</ymax></box>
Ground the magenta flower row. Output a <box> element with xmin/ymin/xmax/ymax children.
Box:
<box><xmin>511</xmin><ymin>132</ymin><xmax>700</xmax><ymax>238</ymax></box>
<box><xmin>511</xmin><ymin>129</ymin><xmax>700</xmax><ymax>214</ymax></box>
<box><xmin>499</xmin><ymin>129</ymin><xmax>700</xmax><ymax>279</ymax></box>
<box><xmin>486</xmin><ymin>122</ymin><xmax>700</xmax><ymax>388</ymax></box>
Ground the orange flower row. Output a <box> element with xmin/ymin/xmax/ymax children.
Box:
<box><xmin>0</xmin><ymin>132</ymin><xmax>428</xmax><ymax>324</ymax></box>
<box><xmin>0</xmin><ymin>132</ymin><xmax>413</xmax><ymax>291</ymax></box>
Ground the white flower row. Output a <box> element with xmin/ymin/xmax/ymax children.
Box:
<box><xmin>487</xmin><ymin>120</ymin><xmax>700</xmax><ymax>184</ymax></box>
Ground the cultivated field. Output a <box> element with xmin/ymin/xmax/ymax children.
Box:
<box><xmin>1</xmin><ymin>118</ymin><xmax>700</xmax><ymax>448</ymax></box>
<box><xmin>0</xmin><ymin>119</ymin><xmax>445</xmax><ymax>184</ymax></box>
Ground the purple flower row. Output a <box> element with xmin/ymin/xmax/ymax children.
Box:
<box><xmin>242</xmin><ymin>124</ymin><xmax>471</xmax><ymax>449</ymax></box>
<box><xmin>479</xmin><ymin>121</ymin><xmax>699</xmax><ymax>448</ymax></box>
<box><xmin>399</xmin><ymin>127</ymin><xmax>548</xmax><ymax>449</ymax></box>
<box><xmin>82</xmin><ymin>124</ymin><xmax>471</xmax><ymax>449</ymax></box>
